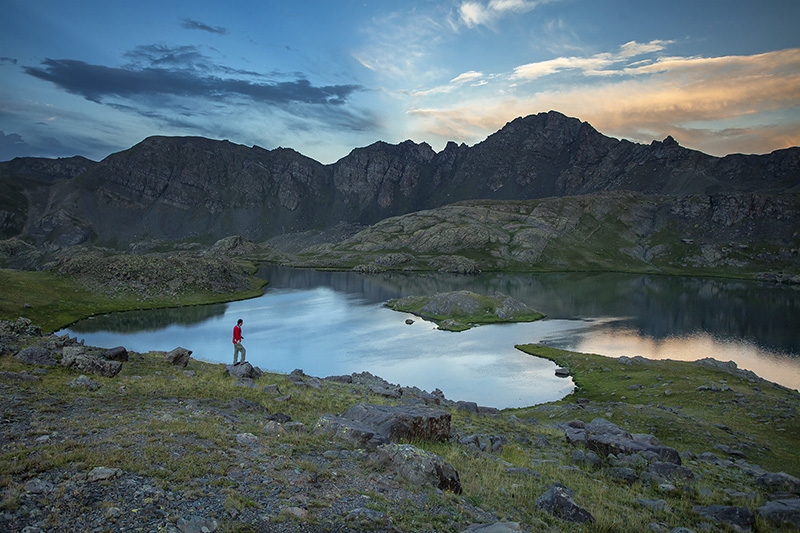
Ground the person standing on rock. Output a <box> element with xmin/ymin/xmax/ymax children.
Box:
<box><xmin>232</xmin><ymin>318</ymin><xmax>246</xmax><ymax>364</ymax></box>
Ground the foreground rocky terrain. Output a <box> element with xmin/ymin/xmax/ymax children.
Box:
<box><xmin>2</xmin><ymin>318</ymin><xmax>800</xmax><ymax>532</ymax></box>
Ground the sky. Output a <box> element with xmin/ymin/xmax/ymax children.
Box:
<box><xmin>1</xmin><ymin>0</ymin><xmax>799</xmax><ymax>164</ymax></box>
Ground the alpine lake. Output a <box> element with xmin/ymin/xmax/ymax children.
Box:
<box><xmin>61</xmin><ymin>266</ymin><xmax>800</xmax><ymax>409</ymax></box>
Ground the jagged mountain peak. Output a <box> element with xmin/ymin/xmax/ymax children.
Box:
<box><xmin>2</xmin><ymin>111</ymin><xmax>799</xmax><ymax>247</ymax></box>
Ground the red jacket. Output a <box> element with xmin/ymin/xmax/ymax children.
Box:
<box><xmin>232</xmin><ymin>324</ymin><xmax>243</xmax><ymax>344</ymax></box>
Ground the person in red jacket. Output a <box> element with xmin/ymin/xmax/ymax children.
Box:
<box><xmin>232</xmin><ymin>318</ymin><xmax>246</xmax><ymax>364</ymax></box>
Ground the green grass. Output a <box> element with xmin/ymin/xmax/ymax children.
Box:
<box><xmin>0</xmin><ymin>268</ymin><xmax>267</xmax><ymax>333</ymax></box>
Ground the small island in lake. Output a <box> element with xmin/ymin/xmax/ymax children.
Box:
<box><xmin>386</xmin><ymin>290</ymin><xmax>546</xmax><ymax>331</ymax></box>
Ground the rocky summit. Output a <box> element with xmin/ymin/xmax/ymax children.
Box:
<box><xmin>2</xmin><ymin>111</ymin><xmax>798</xmax><ymax>251</ymax></box>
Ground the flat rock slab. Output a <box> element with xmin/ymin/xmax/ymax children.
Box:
<box><xmin>314</xmin><ymin>403</ymin><xmax>451</xmax><ymax>449</ymax></box>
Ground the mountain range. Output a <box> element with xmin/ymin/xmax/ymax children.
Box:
<box><xmin>2</xmin><ymin>111</ymin><xmax>798</xmax><ymax>250</ymax></box>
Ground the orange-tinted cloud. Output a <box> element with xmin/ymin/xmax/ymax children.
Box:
<box><xmin>408</xmin><ymin>47</ymin><xmax>800</xmax><ymax>156</ymax></box>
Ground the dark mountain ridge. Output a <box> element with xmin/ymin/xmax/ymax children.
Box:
<box><xmin>1</xmin><ymin>111</ymin><xmax>798</xmax><ymax>248</ymax></box>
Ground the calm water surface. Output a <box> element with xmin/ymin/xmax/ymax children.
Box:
<box><xmin>62</xmin><ymin>267</ymin><xmax>800</xmax><ymax>408</ymax></box>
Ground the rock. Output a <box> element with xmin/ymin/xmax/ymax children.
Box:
<box><xmin>757</xmin><ymin>472</ymin><xmax>800</xmax><ymax>494</ymax></box>
<box><xmin>369</xmin><ymin>385</ymin><xmax>401</xmax><ymax>398</ymax></box>
<box><xmin>345</xmin><ymin>403</ymin><xmax>451</xmax><ymax>441</ymax></box>
<box><xmin>756</xmin><ymin>499</ymin><xmax>800</xmax><ymax>528</ymax></box>
<box><xmin>235</xmin><ymin>433</ymin><xmax>258</xmax><ymax>446</ymax></box>
<box><xmin>505</xmin><ymin>467</ymin><xmax>540</xmax><ymax>478</ymax></box>
<box><xmin>24</xmin><ymin>478</ymin><xmax>54</xmax><ymax>494</ymax></box>
<box><xmin>262</xmin><ymin>383</ymin><xmax>282</xmax><ymax>395</ymax></box>
<box><xmin>61</xmin><ymin>347</ymin><xmax>123</xmax><ymax>378</ymax></box>
<box><xmin>14</xmin><ymin>346</ymin><xmax>57</xmax><ymax>366</ymax></box>
<box><xmin>165</xmin><ymin>346</ymin><xmax>192</xmax><ymax>367</ymax></box>
<box><xmin>636</xmin><ymin>498</ymin><xmax>671</xmax><ymax>512</ymax></box>
<box><xmin>461</xmin><ymin>522</ymin><xmax>522</xmax><ymax>532</ymax></box>
<box><xmin>324</xmin><ymin>374</ymin><xmax>352</xmax><ymax>383</ymax></box>
<box><xmin>102</xmin><ymin>346</ymin><xmax>128</xmax><ymax>361</ymax></box>
<box><xmin>646</xmin><ymin>462</ymin><xmax>695</xmax><ymax>482</ymax></box>
<box><xmin>555</xmin><ymin>367</ymin><xmax>570</xmax><ymax>377</ymax></box>
<box><xmin>227</xmin><ymin>361</ymin><xmax>257</xmax><ymax>379</ymax></box>
<box><xmin>372</xmin><ymin>443</ymin><xmax>462</xmax><ymax>494</ymax></box>
<box><xmin>536</xmin><ymin>482</ymin><xmax>595</xmax><ymax>523</ymax></box>
<box><xmin>567</xmin><ymin>418</ymin><xmax>681</xmax><ymax>464</ymax></box>
<box><xmin>606</xmin><ymin>466</ymin><xmax>638</xmax><ymax>483</ymax></box>
<box><xmin>176</xmin><ymin>515</ymin><xmax>218</xmax><ymax>533</ymax></box>
<box><xmin>87</xmin><ymin>466</ymin><xmax>123</xmax><ymax>482</ymax></box>
<box><xmin>68</xmin><ymin>374</ymin><xmax>100</xmax><ymax>390</ymax></box>
<box><xmin>314</xmin><ymin>414</ymin><xmax>389</xmax><ymax>449</ymax></box>
<box><xmin>693</xmin><ymin>505</ymin><xmax>754</xmax><ymax>531</ymax></box>
<box><xmin>280</xmin><ymin>506</ymin><xmax>308</xmax><ymax>519</ymax></box>
<box><xmin>456</xmin><ymin>401</ymin><xmax>479</xmax><ymax>413</ymax></box>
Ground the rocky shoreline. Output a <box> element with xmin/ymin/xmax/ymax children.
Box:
<box><xmin>2</xmin><ymin>317</ymin><xmax>800</xmax><ymax>532</ymax></box>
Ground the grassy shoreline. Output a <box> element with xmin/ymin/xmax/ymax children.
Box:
<box><xmin>0</xmin><ymin>268</ymin><xmax>268</xmax><ymax>334</ymax></box>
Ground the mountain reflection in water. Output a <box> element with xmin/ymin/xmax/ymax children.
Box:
<box><xmin>63</xmin><ymin>267</ymin><xmax>800</xmax><ymax>406</ymax></box>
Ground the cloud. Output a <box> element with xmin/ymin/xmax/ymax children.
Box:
<box><xmin>511</xmin><ymin>40</ymin><xmax>672</xmax><ymax>79</ymax></box>
<box><xmin>451</xmin><ymin>70</ymin><xmax>484</xmax><ymax>84</ymax></box>
<box><xmin>458</xmin><ymin>0</ymin><xmax>553</xmax><ymax>28</ymax></box>
<box><xmin>181</xmin><ymin>18</ymin><xmax>227</xmax><ymax>35</ymax></box>
<box><xmin>407</xmin><ymin>47</ymin><xmax>800</xmax><ymax>156</ymax></box>
<box><xmin>410</xmin><ymin>70</ymin><xmax>485</xmax><ymax>97</ymax></box>
<box><xmin>0</xmin><ymin>131</ymin><xmax>29</xmax><ymax>160</ymax></box>
<box><xmin>23</xmin><ymin>55</ymin><xmax>363</xmax><ymax>107</ymax></box>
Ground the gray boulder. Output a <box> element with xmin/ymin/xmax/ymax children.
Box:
<box><xmin>103</xmin><ymin>346</ymin><xmax>128</xmax><ymax>361</ymax></box>
<box><xmin>536</xmin><ymin>482</ymin><xmax>594</xmax><ymax>523</ymax></box>
<box><xmin>226</xmin><ymin>361</ymin><xmax>258</xmax><ymax>379</ymax></box>
<box><xmin>756</xmin><ymin>499</ymin><xmax>800</xmax><ymax>528</ymax></box>
<box><xmin>756</xmin><ymin>471</ymin><xmax>800</xmax><ymax>494</ymax></box>
<box><xmin>61</xmin><ymin>347</ymin><xmax>122</xmax><ymax>378</ymax></box>
<box><xmin>646</xmin><ymin>461</ymin><xmax>695</xmax><ymax>482</ymax></box>
<box><xmin>461</xmin><ymin>522</ymin><xmax>522</xmax><ymax>532</ymax></box>
<box><xmin>314</xmin><ymin>403</ymin><xmax>451</xmax><ymax>450</ymax></box>
<box><xmin>566</xmin><ymin>418</ymin><xmax>681</xmax><ymax>464</ymax></box>
<box><xmin>314</xmin><ymin>414</ymin><xmax>389</xmax><ymax>448</ymax></box>
<box><xmin>165</xmin><ymin>346</ymin><xmax>192</xmax><ymax>367</ymax></box>
<box><xmin>693</xmin><ymin>505</ymin><xmax>754</xmax><ymax>531</ymax></box>
<box><xmin>371</xmin><ymin>443</ymin><xmax>462</xmax><ymax>494</ymax></box>
<box><xmin>339</xmin><ymin>403</ymin><xmax>451</xmax><ymax>443</ymax></box>
<box><xmin>14</xmin><ymin>346</ymin><xmax>57</xmax><ymax>366</ymax></box>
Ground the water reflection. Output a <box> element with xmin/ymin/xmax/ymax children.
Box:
<box><xmin>257</xmin><ymin>267</ymin><xmax>800</xmax><ymax>356</ymax></box>
<box><xmin>554</xmin><ymin>323</ymin><xmax>800</xmax><ymax>390</ymax></box>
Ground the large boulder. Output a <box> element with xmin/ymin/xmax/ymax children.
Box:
<box><xmin>693</xmin><ymin>505</ymin><xmax>755</xmax><ymax>531</ymax></box>
<box><xmin>14</xmin><ymin>346</ymin><xmax>57</xmax><ymax>366</ymax></box>
<box><xmin>314</xmin><ymin>415</ymin><xmax>389</xmax><ymax>449</ymax></box>
<box><xmin>757</xmin><ymin>499</ymin><xmax>800</xmax><ymax>529</ymax></box>
<box><xmin>536</xmin><ymin>483</ymin><xmax>594</xmax><ymax>523</ymax></box>
<box><xmin>165</xmin><ymin>347</ymin><xmax>192</xmax><ymax>367</ymax></box>
<box><xmin>756</xmin><ymin>472</ymin><xmax>800</xmax><ymax>494</ymax></box>
<box><xmin>314</xmin><ymin>403</ymin><xmax>451</xmax><ymax>449</ymax></box>
<box><xmin>61</xmin><ymin>346</ymin><xmax>122</xmax><ymax>378</ymax></box>
<box><xmin>371</xmin><ymin>443</ymin><xmax>462</xmax><ymax>494</ymax></box>
<box><xmin>566</xmin><ymin>418</ymin><xmax>681</xmax><ymax>464</ymax></box>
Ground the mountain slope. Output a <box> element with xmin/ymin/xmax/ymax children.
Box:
<box><xmin>283</xmin><ymin>191</ymin><xmax>800</xmax><ymax>278</ymax></box>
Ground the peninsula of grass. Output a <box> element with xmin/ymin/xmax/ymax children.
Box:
<box><xmin>514</xmin><ymin>343</ymin><xmax>800</xmax><ymax>477</ymax></box>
